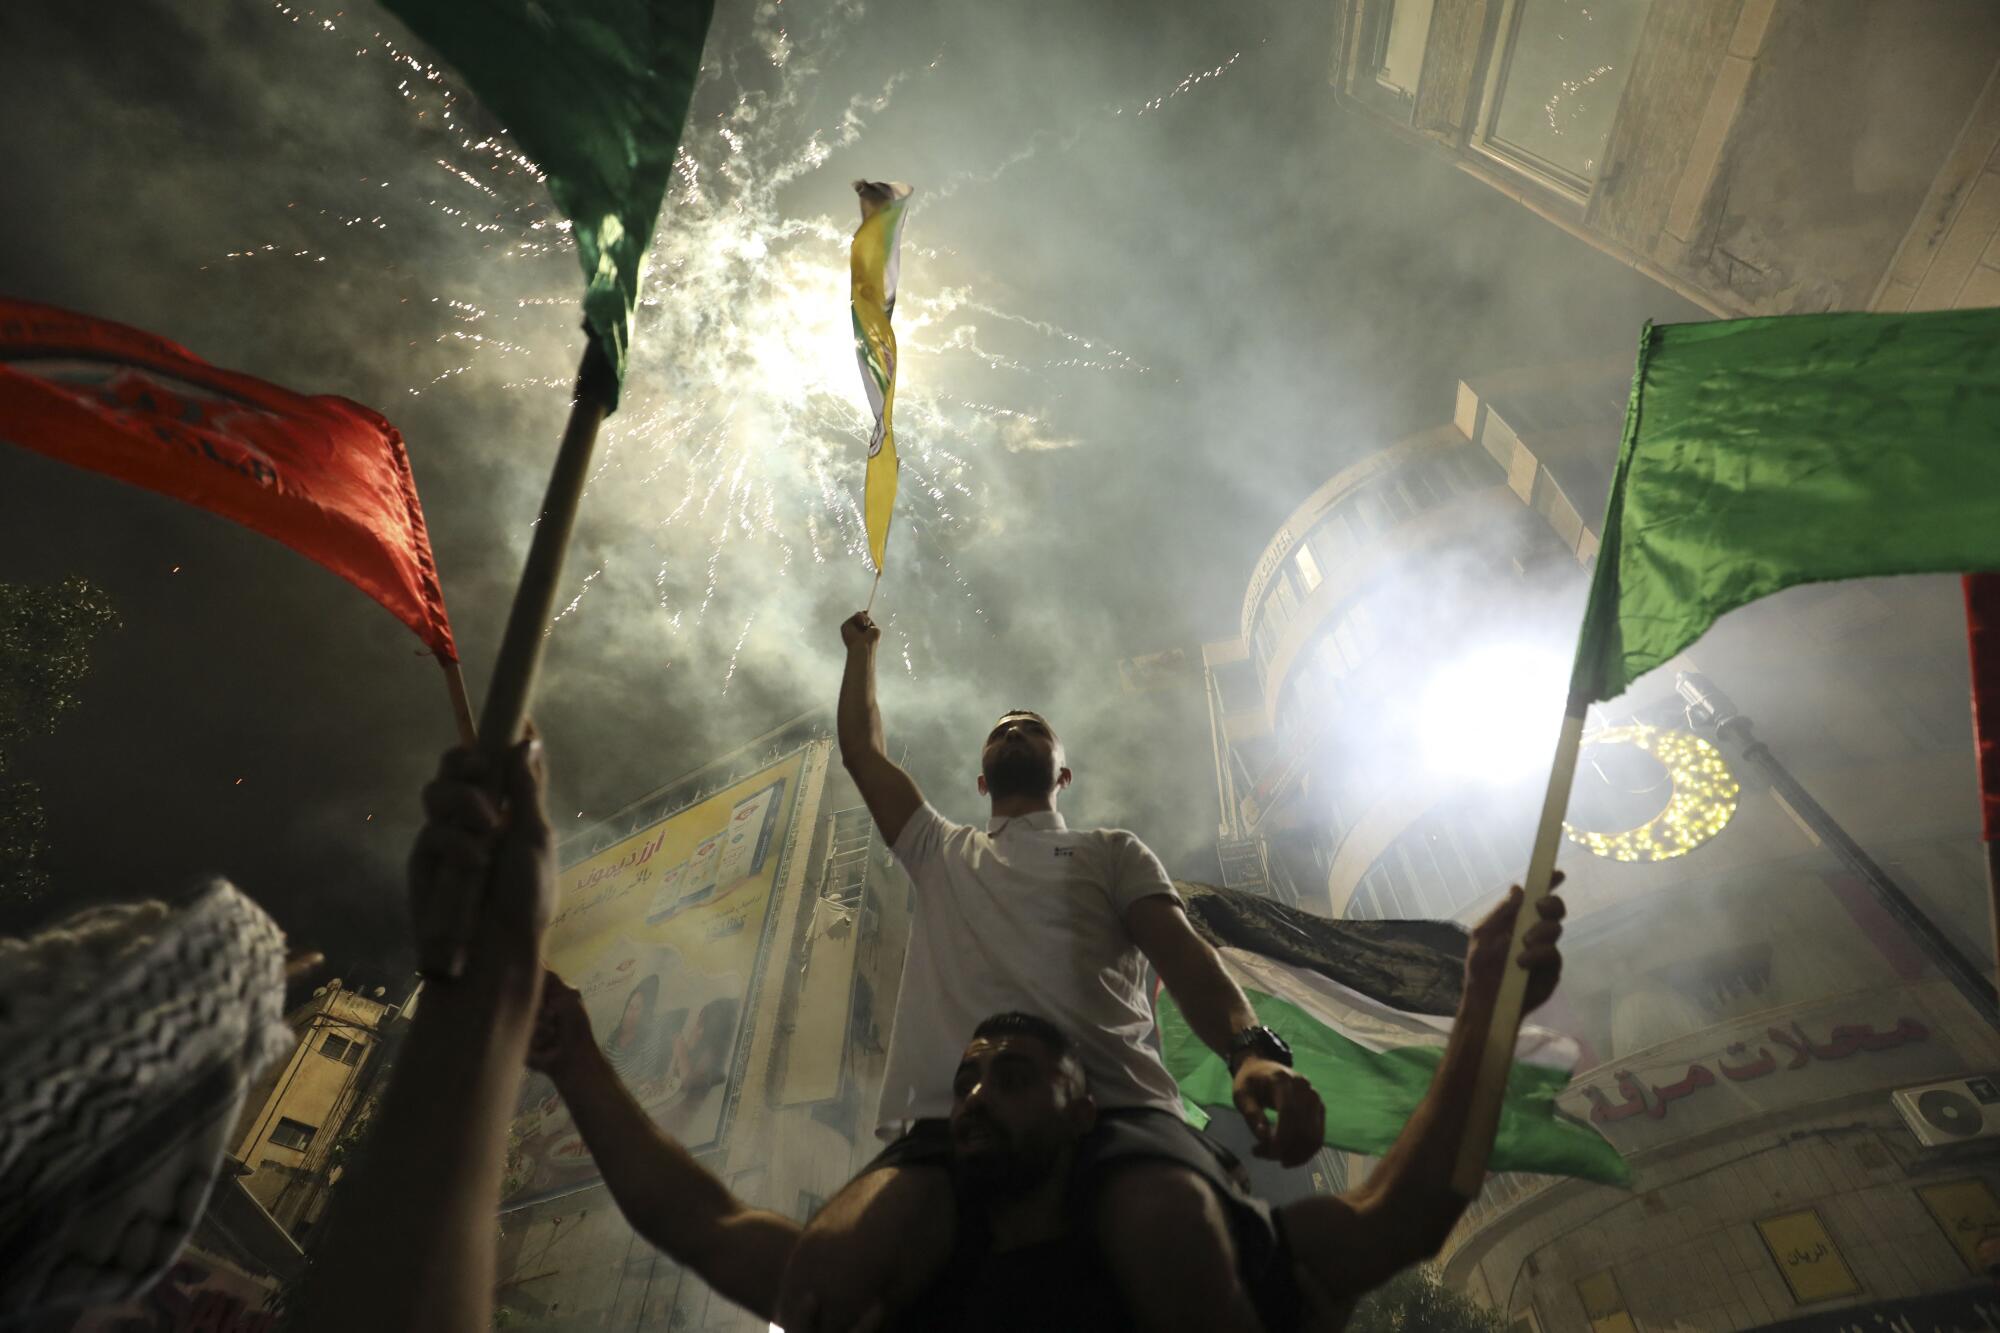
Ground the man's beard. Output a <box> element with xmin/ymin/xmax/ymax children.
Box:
<box><xmin>982</xmin><ymin>747</ymin><xmax>1056</xmax><ymax>801</ymax></box>
<box><xmin>952</xmin><ymin>1117</ymin><xmax>1062</xmax><ymax>1202</ymax></box>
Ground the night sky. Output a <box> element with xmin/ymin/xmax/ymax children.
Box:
<box><xmin>0</xmin><ymin>0</ymin><xmax>1698</xmax><ymax>984</ymax></box>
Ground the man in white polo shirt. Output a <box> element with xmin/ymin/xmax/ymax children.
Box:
<box><xmin>771</xmin><ymin>611</ymin><xmax>1328</xmax><ymax>1333</ymax></box>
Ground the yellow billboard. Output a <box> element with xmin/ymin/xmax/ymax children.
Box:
<box><xmin>502</xmin><ymin>749</ymin><xmax>808</xmax><ymax>1207</ymax></box>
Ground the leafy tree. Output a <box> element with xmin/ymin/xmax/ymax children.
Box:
<box><xmin>0</xmin><ymin>576</ymin><xmax>119</xmax><ymax>910</ymax></box>
<box><xmin>1347</xmin><ymin>1265</ymin><xmax>1507</xmax><ymax>1333</ymax></box>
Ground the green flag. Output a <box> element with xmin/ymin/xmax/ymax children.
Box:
<box><xmin>383</xmin><ymin>0</ymin><xmax>717</xmax><ymax>407</ymax></box>
<box><xmin>1576</xmin><ymin>308</ymin><xmax>2000</xmax><ymax>701</ymax></box>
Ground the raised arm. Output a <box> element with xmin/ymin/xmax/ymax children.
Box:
<box><xmin>1127</xmin><ymin>894</ymin><xmax>1325</xmax><ymax>1167</ymax></box>
<box><xmin>1280</xmin><ymin>879</ymin><xmax>1568</xmax><ymax>1303</ymax></box>
<box><xmin>292</xmin><ymin>741</ymin><xmax>553</xmax><ymax>1333</ymax></box>
<box><xmin>838</xmin><ymin>611</ymin><xmax>923</xmax><ymax>844</ymax></box>
<box><xmin>530</xmin><ymin>972</ymin><xmax>798</xmax><ymax>1319</ymax></box>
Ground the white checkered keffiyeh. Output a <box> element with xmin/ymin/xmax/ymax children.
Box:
<box><xmin>0</xmin><ymin>879</ymin><xmax>293</xmax><ymax>1321</ymax></box>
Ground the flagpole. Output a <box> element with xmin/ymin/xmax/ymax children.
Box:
<box><xmin>439</xmin><ymin>658</ymin><xmax>478</xmax><ymax>746</ymax></box>
<box><xmin>1963</xmin><ymin>573</ymin><xmax>2000</xmax><ymax>1004</ymax></box>
<box><xmin>417</xmin><ymin>337</ymin><xmax>615</xmax><ymax>980</ymax></box>
<box><xmin>865</xmin><ymin>569</ymin><xmax>882</xmax><ymax>615</ymax></box>
<box><xmin>1449</xmin><ymin>702</ymin><xmax>1586</xmax><ymax>1198</ymax></box>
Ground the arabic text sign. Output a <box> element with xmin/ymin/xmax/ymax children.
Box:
<box><xmin>502</xmin><ymin>751</ymin><xmax>806</xmax><ymax>1208</ymax></box>
<box><xmin>1755</xmin><ymin>1209</ymin><xmax>1861</xmax><ymax>1305</ymax></box>
<box><xmin>1917</xmin><ymin>1178</ymin><xmax>2000</xmax><ymax>1275</ymax></box>
<box><xmin>1580</xmin><ymin>1017</ymin><xmax>1930</xmax><ymax>1125</ymax></box>
<box><xmin>1561</xmin><ymin>988</ymin><xmax>1972</xmax><ymax>1150</ymax></box>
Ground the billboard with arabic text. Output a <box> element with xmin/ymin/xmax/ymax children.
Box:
<box><xmin>501</xmin><ymin>749</ymin><xmax>808</xmax><ymax>1208</ymax></box>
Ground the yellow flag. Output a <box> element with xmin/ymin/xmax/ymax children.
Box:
<box><xmin>851</xmin><ymin>180</ymin><xmax>912</xmax><ymax>575</ymax></box>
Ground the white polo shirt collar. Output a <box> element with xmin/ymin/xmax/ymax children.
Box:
<box><xmin>986</xmin><ymin>810</ymin><xmax>1068</xmax><ymax>835</ymax></box>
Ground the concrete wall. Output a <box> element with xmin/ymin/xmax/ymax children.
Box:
<box><xmin>1335</xmin><ymin>0</ymin><xmax>2000</xmax><ymax>318</ymax></box>
<box><xmin>1675</xmin><ymin>1</ymin><xmax>2000</xmax><ymax>314</ymax></box>
<box><xmin>1451</xmin><ymin>1101</ymin><xmax>2000</xmax><ymax>1331</ymax></box>
<box><xmin>1876</xmin><ymin>52</ymin><xmax>2000</xmax><ymax>314</ymax></box>
<box><xmin>232</xmin><ymin>987</ymin><xmax>389</xmax><ymax>1218</ymax></box>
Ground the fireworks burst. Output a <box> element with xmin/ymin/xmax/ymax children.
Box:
<box><xmin>250</xmin><ymin>1</ymin><xmax>1250</xmax><ymax>691</ymax></box>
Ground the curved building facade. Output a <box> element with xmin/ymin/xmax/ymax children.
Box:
<box><xmin>1204</xmin><ymin>362</ymin><xmax>2000</xmax><ymax>1331</ymax></box>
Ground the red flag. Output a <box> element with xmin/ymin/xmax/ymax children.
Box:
<box><xmin>1966</xmin><ymin>574</ymin><xmax>2000</xmax><ymax>840</ymax></box>
<box><xmin>0</xmin><ymin>298</ymin><xmax>456</xmax><ymax>661</ymax></box>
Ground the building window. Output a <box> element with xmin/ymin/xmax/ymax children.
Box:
<box><xmin>1476</xmin><ymin>0</ymin><xmax>1649</xmax><ymax>196</ymax></box>
<box><xmin>1351</xmin><ymin>490</ymin><xmax>1388</xmax><ymax>536</ymax></box>
<box><xmin>1372</xmin><ymin>0</ymin><xmax>1435</xmax><ymax>97</ymax></box>
<box><xmin>269</xmin><ymin>1117</ymin><xmax>318</xmax><ymax>1152</ymax></box>
<box><xmin>320</xmin><ymin>1033</ymin><xmax>362</xmax><ymax>1065</ymax></box>
<box><xmin>1316</xmin><ymin>511</ymin><xmax>1359</xmax><ymax>568</ymax></box>
<box><xmin>1401</xmin><ymin>457</ymin><xmax>1444</xmax><ymax>510</ymax></box>
<box><xmin>1273</xmin><ymin>572</ymin><xmax>1301</xmax><ymax>625</ymax></box>
<box><xmin>1293</xmin><ymin>544</ymin><xmax>1323</xmax><ymax>596</ymax></box>
<box><xmin>1214</xmin><ymin>658</ymin><xmax>1262</xmax><ymax>715</ymax></box>
<box><xmin>1756</xmin><ymin>1208</ymin><xmax>1862</xmax><ymax>1305</ymax></box>
<box><xmin>1351</xmin><ymin>0</ymin><xmax>1435</xmax><ymax>120</ymax></box>
<box><xmin>1573</xmin><ymin>1268</ymin><xmax>1634</xmax><ymax>1333</ymax></box>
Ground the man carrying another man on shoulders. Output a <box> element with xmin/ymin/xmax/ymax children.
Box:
<box><xmin>528</xmin><ymin>872</ymin><xmax>1568</xmax><ymax>1330</ymax></box>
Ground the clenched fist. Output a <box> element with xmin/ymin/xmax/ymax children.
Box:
<box><xmin>841</xmin><ymin>611</ymin><xmax>880</xmax><ymax>652</ymax></box>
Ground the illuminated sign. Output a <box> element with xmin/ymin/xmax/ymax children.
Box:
<box><xmin>1562</xmin><ymin>724</ymin><xmax>1739</xmax><ymax>862</ymax></box>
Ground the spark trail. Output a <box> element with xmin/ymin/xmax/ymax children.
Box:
<box><xmin>242</xmin><ymin>1</ymin><xmax>1261</xmax><ymax>697</ymax></box>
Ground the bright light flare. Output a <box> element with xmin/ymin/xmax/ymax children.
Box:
<box><xmin>1418</xmin><ymin>646</ymin><xmax>1570</xmax><ymax>785</ymax></box>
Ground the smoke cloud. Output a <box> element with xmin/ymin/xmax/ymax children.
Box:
<box><xmin>0</xmin><ymin>0</ymin><xmax>1698</xmax><ymax>986</ymax></box>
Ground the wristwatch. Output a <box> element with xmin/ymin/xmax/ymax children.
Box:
<box><xmin>1226</xmin><ymin>1024</ymin><xmax>1293</xmax><ymax>1073</ymax></box>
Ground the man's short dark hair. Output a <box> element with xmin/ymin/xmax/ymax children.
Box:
<box><xmin>969</xmin><ymin>1012</ymin><xmax>1088</xmax><ymax>1093</ymax></box>
<box><xmin>996</xmin><ymin>709</ymin><xmax>1055</xmax><ymax>732</ymax></box>
<box><xmin>972</xmin><ymin>1011</ymin><xmax>1071</xmax><ymax>1055</ymax></box>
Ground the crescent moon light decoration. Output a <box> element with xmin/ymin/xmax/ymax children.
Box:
<box><xmin>1562</xmin><ymin>724</ymin><xmax>1741</xmax><ymax>862</ymax></box>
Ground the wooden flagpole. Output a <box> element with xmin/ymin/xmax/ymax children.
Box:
<box><xmin>439</xmin><ymin>658</ymin><xmax>478</xmax><ymax>746</ymax></box>
<box><xmin>1449</xmin><ymin>703</ymin><xmax>1588</xmax><ymax>1197</ymax></box>
<box><xmin>417</xmin><ymin>337</ymin><xmax>615</xmax><ymax>979</ymax></box>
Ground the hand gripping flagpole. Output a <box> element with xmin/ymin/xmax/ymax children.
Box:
<box><xmin>417</xmin><ymin>337</ymin><xmax>615</xmax><ymax>980</ymax></box>
<box><xmin>439</xmin><ymin>658</ymin><xmax>479</xmax><ymax>746</ymax></box>
<box><xmin>1449</xmin><ymin>698</ymin><xmax>1588</xmax><ymax>1198</ymax></box>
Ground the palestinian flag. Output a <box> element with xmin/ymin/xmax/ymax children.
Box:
<box><xmin>1158</xmin><ymin>882</ymin><xmax>1628</xmax><ymax>1186</ymax></box>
